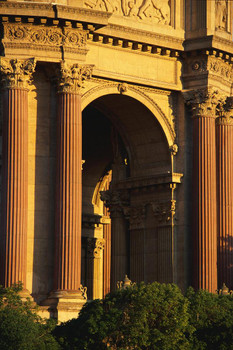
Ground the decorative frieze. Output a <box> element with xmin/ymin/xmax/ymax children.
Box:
<box><xmin>56</xmin><ymin>61</ymin><xmax>94</xmax><ymax>94</ymax></box>
<box><xmin>182</xmin><ymin>52</ymin><xmax>233</xmax><ymax>88</ymax></box>
<box><xmin>3</xmin><ymin>22</ymin><xmax>88</xmax><ymax>50</ymax></box>
<box><xmin>0</xmin><ymin>58</ymin><xmax>36</xmax><ymax>89</ymax></box>
<box><xmin>84</xmin><ymin>0</ymin><xmax>170</xmax><ymax>25</ymax></box>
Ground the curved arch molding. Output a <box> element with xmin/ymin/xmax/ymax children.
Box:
<box><xmin>81</xmin><ymin>80</ymin><xmax>176</xmax><ymax>147</ymax></box>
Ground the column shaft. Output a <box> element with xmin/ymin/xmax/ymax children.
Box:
<box><xmin>216</xmin><ymin>119</ymin><xmax>233</xmax><ymax>289</ymax></box>
<box><xmin>111</xmin><ymin>214</ymin><xmax>128</xmax><ymax>290</ymax></box>
<box><xmin>193</xmin><ymin>115</ymin><xmax>217</xmax><ymax>292</ymax></box>
<box><xmin>54</xmin><ymin>92</ymin><xmax>82</xmax><ymax>291</ymax></box>
<box><xmin>0</xmin><ymin>88</ymin><xmax>28</xmax><ymax>287</ymax></box>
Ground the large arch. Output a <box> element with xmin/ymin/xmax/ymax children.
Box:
<box><xmin>81</xmin><ymin>83</ymin><xmax>175</xmax><ymax>147</ymax></box>
<box><xmin>81</xmin><ymin>91</ymin><xmax>177</xmax><ymax>299</ymax></box>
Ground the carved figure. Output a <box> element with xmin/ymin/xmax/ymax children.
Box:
<box><xmin>138</xmin><ymin>0</ymin><xmax>170</xmax><ymax>24</ymax></box>
<box><xmin>216</xmin><ymin>0</ymin><xmax>227</xmax><ymax>30</ymax></box>
<box><xmin>84</xmin><ymin>0</ymin><xmax>170</xmax><ymax>24</ymax></box>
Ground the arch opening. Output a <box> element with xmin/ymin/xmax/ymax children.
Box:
<box><xmin>81</xmin><ymin>94</ymin><xmax>174</xmax><ymax>299</ymax></box>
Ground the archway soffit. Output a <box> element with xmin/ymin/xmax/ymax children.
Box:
<box><xmin>81</xmin><ymin>81</ymin><xmax>176</xmax><ymax>146</ymax></box>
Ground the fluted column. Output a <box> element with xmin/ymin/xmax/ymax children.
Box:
<box><xmin>216</xmin><ymin>98</ymin><xmax>233</xmax><ymax>289</ymax></box>
<box><xmin>101</xmin><ymin>189</ymin><xmax>129</xmax><ymax>291</ymax></box>
<box><xmin>128</xmin><ymin>206</ymin><xmax>145</xmax><ymax>283</ymax></box>
<box><xmin>184</xmin><ymin>88</ymin><xmax>220</xmax><ymax>293</ymax></box>
<box><xmin>0</xmin><ymin>58</ymin><xmax>35</xmax><ymax>291</ymax></box>
<box><xmin>54</xmin><ymin>61</ymin><xmax>93</xmax><ymax>294</ymax></box>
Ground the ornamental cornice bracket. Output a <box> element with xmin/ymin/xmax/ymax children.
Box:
<box><xmin>0</xmin><ymin>57</ymin><xmax>36</xmax><ymax>89</ymax></box>
<box><xmin>56</xmin><ymin>61</ymin><xmax>94</xmax><ymax>94</ymax></box>
<box><xmin>183</xmin><ymin>88</ymin><xmax>224</xmax><ymax>118</ymax></box>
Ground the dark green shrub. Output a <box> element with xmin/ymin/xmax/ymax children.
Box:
<box><xmin>55</xmin><ymin>282</ymin><xmax>192</xmax><ymax>350</ymax></box>
<box><xmin>0</xmin><ymin>283</ymin><xmax>60</xmax><ymax>350</ymax></box>
<box><xmin>187</xmin><ymin>287</ymin><xmax>233</xmax><ymax>350</ymax></box>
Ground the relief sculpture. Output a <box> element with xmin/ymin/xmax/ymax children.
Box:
<box><xmin>216</xmin><ymin>0</ymin><xmax>227</xmax><ymax>30</ymax></box>
<box><xmin>84</xmin><ymin>0</ymin><xmax>171</xmax><ymax>25</ymax></box>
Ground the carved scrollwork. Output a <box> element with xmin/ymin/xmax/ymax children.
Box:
<box><xmin>4</xmin><ymin>23</ymin><xmax>88</xmax><ymax>49</ymax></box>
<box><xmin>79</xmin><ymin>284</ymin><xmax>88</xmax><ymax>300</ymax></box>
<box><xmin>169</xmin><ymin>144</ymin><xmax>178</xmax><ymax>156</ymax></box>
<box><xmin>216</xmin><ymin>96</ymin><xmax>233</xmax><ymax>125</ymax></box>
<box><xmin>56</xmin><ymin>61</ymin><xmax>94</xmax><ymax>93</ymax></box>
<box><xmin>0</xmin><ymin>58</ymin><xmax>36</xmax><ymax>89</ymax></box>
<box><xmin>87</xmin><ymin>238</ymin><xmax>105</xmax><ymax>258</ymax></box>
<box><xmin>183</xmin><ymin>88</ymin><xmax>225</xmax><ymax>118</ymax></box>
<box><xmin>151</xmin><ymin>200</ymin><xmax>176</xmax><ymax>224</ymax></box>
<box><xmin>123</xmin><ymin>205</ymin><xmax>146</xmax><ymax>230</ymax></box>
<box><xmin>84</xmin><ymin>0</ymin><xmax>170</xmax><ymax>25</ymax></box>
<box><xmin>100</xmin><ymin>189</ymin><xmax>129</xmax><ymax>218</ymax></box>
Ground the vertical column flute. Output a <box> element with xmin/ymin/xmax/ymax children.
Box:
<box><xmin>0</xmin><ymin>58</ymin><xmax>36</xmax><ymax>293</ymax></box>
<box><xmin>184</xmin><ymin>88</ymin><xmax>219</xmax><ymax>293</ymax></box>
<box><xmin>53</xmin><ymin>61</ymin><xmax>93</xmax><ymax>298</ymax></box>
<box><xmin>216</xmin><ymin>97</ymin><xmax>233</xmax><ymax>290</ymax></box>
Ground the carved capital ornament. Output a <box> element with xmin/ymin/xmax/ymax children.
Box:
<box><xmin>183</xmin><ymin>88</ymin><xmax>225</xmax><ymax>118</ymax></box>
<box><xmin>56</xmin><ymin>61</ymin><xmax>94</xmax><ymax>94</ymax></box>
<box><xmin>0</xmin><ymin>58</ymin><xmax>36</xmax><ymax>89</ymax></box>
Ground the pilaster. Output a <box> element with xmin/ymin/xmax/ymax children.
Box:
<box><xmin>0</xmin><ymin>58</ymin><xmax>36</xmax><ymax>294</ymax></box>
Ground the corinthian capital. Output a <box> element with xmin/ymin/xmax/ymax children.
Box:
<box><xmin>183</xmin><ymin>87</ymin><xmax>225</xmax><ymax>118</ymax></box>
<box><xmin>0</xmin><ymin>58</ymin><xmax>36</xmax><ymax>89</ymax></box>
<box><xmin>57</xmin><ymin>61</ymin><xmax>94</xmax><ymax>93</ymax></box>
<box><xmin>216</xmin><ymin>96</ymin><xmax>233</xmax><ymax>125</ymax></box>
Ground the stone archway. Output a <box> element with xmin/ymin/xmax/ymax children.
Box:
<box><xmin>81</xmin><ymin>93</ymin><xmax>182</xmax><ymax>299</ymax></box>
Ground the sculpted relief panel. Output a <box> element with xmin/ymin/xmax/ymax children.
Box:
<box><xmin>216</xmin><ymin>0</ymin><xmax>227</xmax><ymax>31</ymax></box>
<box><xmin>84</xmin><ymin>0</ymin><xmax>171</xmax><ymax>24</ymax></box>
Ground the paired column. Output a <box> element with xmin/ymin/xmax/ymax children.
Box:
<box><xmin>216</xmin><ymin>98</ymin><xmax>233</xmax><ymax>289</ymax></box>
<box><xmin>53</xmin><ymin>61</ymin><xmax>93</xmax><ymax>295</ymax></box>
<box><xmin>184</xmin><ymin>88</ymin><xmax>219</xmax><ymax>293</ymax></box>
<box><xmin>0</xmin><ymin>59</ymin><xmax>35</xmax><ymax>291</ymax></box>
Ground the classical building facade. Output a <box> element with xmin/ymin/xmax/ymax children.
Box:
<box><xmin>0</xmin><ymin>0</ymin><xmax>232</xmax><ymax>321</ymax></box>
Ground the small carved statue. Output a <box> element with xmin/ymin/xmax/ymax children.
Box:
<box><xmin>216</xmin><ymin>0</ymin><xmax>227</xmax><ymax>30</ymax></box>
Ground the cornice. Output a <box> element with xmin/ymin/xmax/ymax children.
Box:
<box><xmin>56</xmin><ymin>5</ymin><xmax>111</xmax><ymax>26</ymax></box>
<box><xmin>0</xmin><ymin>2</ymin><xmax>110</xmax><ymax>28</ymax></box>
<box><xmin>184</xmin><ymin>35</ymin><xmax>233</xmax><ymax>58</ymax></box>
<box><xmin>96</xmin><ymin>23</ymin><xmax>184</xmax><ymax>51</ymax></box>
<box><xmin>114</xmin><ymin>173</ymin><xmax>183</xmax><ymax>191</ymax></box>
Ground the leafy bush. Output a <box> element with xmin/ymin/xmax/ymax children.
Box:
<box><xmin>55</xmin><ymin>282</ymin><xmax>192</xmax><ymax>350</ymax></box>
<box><xmin>0</xmin><ymin>283</ymin><xmax>60</xmax><ymax>350</ymax></box>
<box><xmin>187</xmin><ymin>287</ymin><xmax>233</xmax><ymax>350</ymax></box>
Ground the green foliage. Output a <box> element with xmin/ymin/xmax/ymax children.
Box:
<box><xmin>0</xmin><ymin>283</ymin><xmax>60</xmax><ymax>350</ymax></box>
<box><xmin>187</xmin><ymin>287</ymin><xmax>233</xmax><ymax>350</ymax></box>
<box><xmin>55</xmin><ymin>282</ymin><xmax>192</xmax><ymax>350</ymax></box>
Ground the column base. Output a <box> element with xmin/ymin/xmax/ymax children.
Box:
<box><xmin>41</xmin><ymin>289</ymin><xmax>88</xmax><ymax>323</ymax></box>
